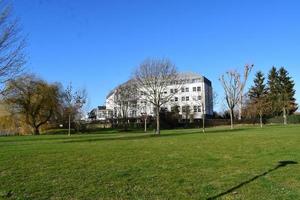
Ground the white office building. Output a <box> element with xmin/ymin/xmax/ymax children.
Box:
<box><xmin>103</xmin><ymin>72</ymin><xmax>213</xmax><ymax>121</ymax></box>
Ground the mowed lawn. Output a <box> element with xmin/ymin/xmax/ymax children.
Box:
<box><xmin>0</xmin><ymin>126</ymin><xmax>300</xmax><ymax>200</ymax></box>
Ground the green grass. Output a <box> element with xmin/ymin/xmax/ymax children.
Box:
<box><xmin>1</xmin><ymin>125</ymin><xmax>300</xmax><ymax>199</ymax></box>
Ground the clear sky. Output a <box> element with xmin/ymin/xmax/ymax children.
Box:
<box><xmin>12</xmin><ymin>0</ymin><xmax>300</xmax><ymax>111</ymax></box>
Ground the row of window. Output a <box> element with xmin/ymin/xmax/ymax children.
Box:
<box><xmin>171</xmin><ymin>96</ymin><xmax>202</xmax><ymax>102</ymax></box>
<box><xmin>141</xmin><ymin>86</ymin><xmax>202</xmax><ymax>96</ymax></box>
<box><xmin>182</xmin><ymin>105</ymin><xmax>202</xmax><ymax>113</ymax></box>
<box><xmin>170</xmin><ymin>86</ymin><xmax>201</xmax><ymax>93</ymax></box>
<box><xmin>169</xmin><ymin>78</ymin><xmax>202</xmax><ymax>85</ymax></box>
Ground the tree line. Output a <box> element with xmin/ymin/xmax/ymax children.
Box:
<box><xmin>219</xmin><ymin>65</ymin><xmax>298</xmax><ymax>128</ymax></box>
<box><xmin>2</xmin><ymin>75</ymin><xmax>87</xmax><ymax>135</ymax></box>
<box><xmin>245</xmin><ymin>67</ymin><xmax>297</xmax><ymax>126</ymax></box>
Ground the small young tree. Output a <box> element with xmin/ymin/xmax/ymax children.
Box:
<box><xmin>248</xmin><ymin>71</ymin><xmax>268</xmax><ymax>128</ymax></box>
<box><xmin>139</xmin><ymin>101</ymin><xmax>149</xmax><ymax>132</ymax></box>
<box><xmin>112</xmin><ymin>81</ymin><xmax>138</xmax><ymax>130</ymax></box>
<box><xmin>64</xmin><ymin>83</ymin><xmax>87</xmax><ymax>136</ymax></box>
<box><xmin>220</xmin><ymin>65</ymin><xmax>253</xmax><ymax>129</ymax></box>
<box><xmin>134</xmin><ymin>58</ymin><xmax>179</xmax><ymax>135</ymax></box>
<box><xmin>182</xmin><ymin>104</ymin><xmax>192</xmax><ymax>128</ymax></box>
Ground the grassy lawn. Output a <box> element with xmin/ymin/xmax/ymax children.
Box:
<box><xmin>0</xmin><ymin>125</ymin><xmax>300</xmax><ymax>199</ymax></box>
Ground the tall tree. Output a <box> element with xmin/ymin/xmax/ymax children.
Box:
<box><xmin>3</xmin><ymin>75</ymin><xmax>61</xmax><ymax>135</ymax></box>
<box><xmin>134</xmin><ymin>58</ymin><xmax>179</xmax><ymax>135</ymax></box>
<box><xmin>277</xmin><ymin>67</ymin><xmax>298</xmax><ymax>125</ymax></box>
<box><xmin>248</xmin><ymin>71</ymin><xmax>268</xmax><ymax>127</ymax></box>
<box><xmin>267</xmin><ymin>66</ymin><xmax>280</xmax><ymax>116</ymax></box>
<box><xmin>220</xmin><ymin>65</ymin><xmax>253</xmax><ymax>129</ymax></box>
<box><xmin>0</xmin><ymin>2</ymin><xmax>26</xmax><ymax>93</ymax></box>
<box><xmin>237</xmin><ymin>64</ymin><xmax>254</xmax><ymax>120</ymax></box>
<box><xmin>219</xmin><ymin>70</ymin><xmax>241</xmax><ymax>129</ymax></box>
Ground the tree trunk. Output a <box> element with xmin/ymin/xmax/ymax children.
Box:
<box><xmin>34</xmin><ymin>127</ymin><xmax>40</xmax><ymax>135</ymax></box>
<box><xmin>156</xmin><ymin>106</ymin><xmax>160</xmax><ymax>135</ymax></box>
<box><xmin>185</xmin><ymin>113</ymin><xmax>188</xmax><ymax>128</ymax></box>
<box><xmin>230</xmin><ymin>109</ymin><xmax>234</xmax><ymax>129</ymax></box>
<box><xmin>144</xmin><ymin>116</ymin><xmax>147</xmax><ymax>132</ymax></box>
<box><xmin>238</xmin><ymin>100</ymin><xmax>242</xmax><ymax>121</ymax></box>
<box><xmin>68</xmin><ymin>114</ymin><xmax>71</xmax><ymax>136</ymax></box>
<box><xmin>283</xmin><ymin>108</ymin><xmax>287</xmax><ymax>125</ymax></box>
<box><xmin>259</xmin><ymin>112</ymin><xmax>263</xmax><ymax>128</ymax></box>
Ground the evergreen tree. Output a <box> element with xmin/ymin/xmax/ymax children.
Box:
<box><xmin>267</xmin><ymin>67</ymin><xmax>280</xmax><ymax>116</ymax></box>
<box><xmin>248</xmin><ymin>71</ymin><xmax>268</xmax><ymax>127</ymax></box>
<box><xmin>277</xmin><ymin>67</ymin><xmax>298</xmax><ymax>124</ymax></box>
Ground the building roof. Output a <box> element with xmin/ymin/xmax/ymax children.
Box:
<box><xmin>177</xmin><ymin>72</ymin><xmax>204</xmax><ymax>80</ymax></box>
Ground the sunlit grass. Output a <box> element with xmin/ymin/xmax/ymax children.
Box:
<box><xmin>0</xmin><ymin>125</ymin><xmax>300</xmax><ymax>199</ymax></box>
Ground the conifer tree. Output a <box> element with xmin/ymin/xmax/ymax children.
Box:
<box><xmin>267</xmin><ymin>67</ymin><xmax>280</xmax><ymax>116</ymax></box>
<box><xmin>277</xmin><ymin>67</ymin><xmax>298</xmax><ymax>125</ymax></box>
<box><xmin>248</xmin><ymin>71</ymin><xmax>268</xmax><ymax>127</ymax></box>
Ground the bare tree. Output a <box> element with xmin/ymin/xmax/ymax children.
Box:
<box><xmin>237</xmin><ymin>64</ymin><xmax>254</xmax><ymax>120</ymax></box>
<box><xmin>111</xmin><ymin>81</ymin><xmax>138</xmax><ymax>130</ymax></box>
<box><xmin>219</xmin><ymin>70</ymin><xmax>242</xmax><ymax>129</ymax></box>
<box><xmin>220</xmin><ymin>65</ymin><xmax>253</xmax><ymax>129</ymax></box>
<box><xmin>134</xmin><ymin>58</ymin><xmax>179</xmax><ymax>135</ymax></box>
<box><xmin>181</xmin><ymin>103</ymin><xmax>192</xmax><ymax>128</ymax></box>
<box><xmin>213</xmin><ymin>90</ymin><xmax>219</xmax><ymax>109</ymax></box>
<box><xmin>139</xmin><ymin>100</ymin><xmax>149</xmax><ymax>132</ymax></box>
<box><xmin>0</xmin><ymin>3</ymin><xmax>26</xmax><ymax>93</ymax></box>
<box><xmin>64</xmin><ymin>83</ymin><xmax>87</xmax><ymax>136</ymax></box>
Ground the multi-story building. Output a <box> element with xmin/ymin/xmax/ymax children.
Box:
<box><xmin>104</xmin><ymin>72</ymin><xmax>213</xmax><ymax>121</ymax></box>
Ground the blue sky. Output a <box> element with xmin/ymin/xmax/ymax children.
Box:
<box><xmin>12</xmin><ymin>0</ymin><xmax>300</xmax><ymax>111</ymax></box>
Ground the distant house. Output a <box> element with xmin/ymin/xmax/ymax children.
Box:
<box><xmin>88</xmin><ymin>106</ymin><xmax>113</xmax><ymax>121</ymax></box>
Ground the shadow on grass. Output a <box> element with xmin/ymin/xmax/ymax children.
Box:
<box><xmin>61</xmin><ymin>128</ymin><xmax>246</xmax><ymax>143</ymax></box>
<box><xmin>207</xmin><ymin>161</ymin><xmax>298</xmax><ymax>200</ymax></box>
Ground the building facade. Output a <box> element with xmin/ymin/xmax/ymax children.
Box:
<box><xmin>103</xmin><ymin>72</ymin><xmax>213</xmax><ymax>121</ymax></box>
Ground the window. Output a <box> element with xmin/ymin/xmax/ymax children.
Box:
<box><xmin>185</xmin><ymin>87</ymin><xmax>189</xmax><ymax>92</ymax></box>
<box><xmin>182</xmin><ymin>96</ymin><xmax>185</xmax><ymax>101</ymax></box>
<box><xmin>186</xmin><ymin>96</ymin><xmax>189</xmax><ymax>101</ymax></box>
<box><xmin>174</xmin><ymin>89</ymin><xmax>178</xmax><ymax>93</ymax></box>
<box><xmin>171</xmin><ymin>106</ymin><xmax>179</xmax><ymax>112</ymax></box>
<box><xmin>181</xmin><ymin>87</ymin><xmax>185</xmax><ymax>92</ymax></box>
<box><xmin>164</xmin><ymin>91</ymin><xmax>167</xmax><ymax>94</ymax></box>
<box><xmin>193</xmin><ymin>106</ymin><xmax>202</xmax><ymax>112</ymax></box>
<box><xmin>170</xmin><ymin>89</ymin><xmax>174</xmax><ymax>93</ymax></box>
<box><xmin>198</xmin><ymin>96</ymin><xmax>201</xmax><ymax>100</ymax></box>
<box><xmin>194</xmin><ymin>106</ymin><xmax>197</xmax><ymax>112</ymax></box>
<box><xmin>193</xmin><ymin>87</ymin><xmax>196</xmax><ymax>92</ymax></box>
<box><xmin>197</xmin><ymin>106</ymin><xmax>201</xmax><ymax>112</ymax></box>
<box><xmin>197</xmin><ymin>87</ymin><xmax>201</xmax><ymax>91</ymax></box>
<box><xmin>175</xmin><ymin>97</ymin><xmax>178</xmax><ymax>101</ymax></box>
<box><xmin>182</xmin><ymin>106</ymin><xmax>189</xmax><ymax>113</ymax></box>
